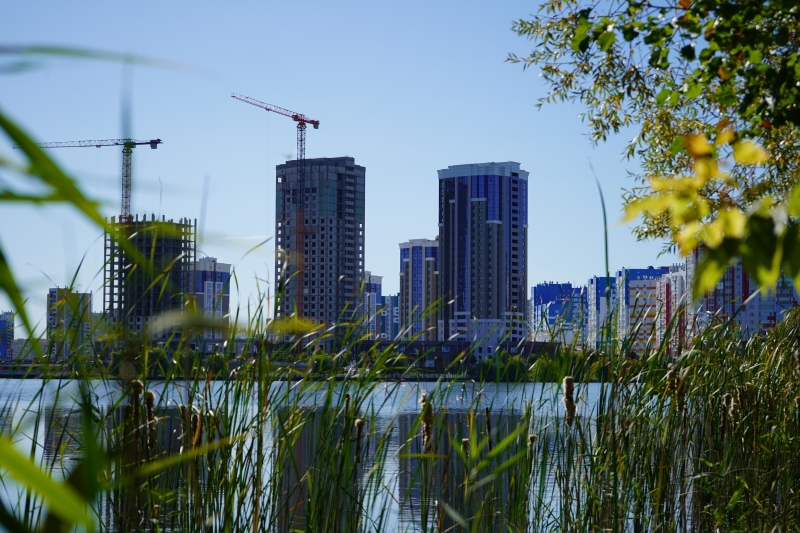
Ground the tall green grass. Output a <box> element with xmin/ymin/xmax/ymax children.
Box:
<box><xmin>2</xmin><ymin>290</ymin><xmax>800</xmax><ymax>532</ymax></box>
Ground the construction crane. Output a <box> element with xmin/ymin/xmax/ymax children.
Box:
<box><xmin>232</xmin><ymin>93</ymin><xmax>319</xmax><ymax>317</ymax></box>
<box><xmin>18</xmin><ymin>138</ymin><xmax>162</xmax><ymax>221</ymax></box>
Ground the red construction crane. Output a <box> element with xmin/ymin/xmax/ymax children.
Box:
<box><xmin>232</xmin><ymin>93</ymin><xmax>319</xmax><ymax>317</ymax></box>
<box><xmin>18</xmin><ymin>138</ymin><xmax>162</xmax><ymax>222</ymax></box>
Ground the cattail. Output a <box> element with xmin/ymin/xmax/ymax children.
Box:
<box><xmin>528</xmin><ymin>434</ymin><xmax>537</xmax><ymax>446</ymax></box>
<box><xmin>145</xmin><ymin>390</ymin><xmax>156</xmax><ymax>451</ymax></box>
<box><xmin>191</xmin><ymin>412</ymin><xmax>202</xmax><ymax>447</ymax></box>
<box><xmin>355</xmin><ymin>418</ymin><xmax>365</xmax><ymax>464</ymax></box>
<box><xmin>420</xmin><ymin>392</ymin><xmax>434</xmax><ymax>452</ymax></box>
<box><xmin>461</xmin><ymin>438</ymin><xmax>470</xmax><ymax>460</ymax></box>
<box><xmin>131</xmin><ymin>379</ymin><xmax>144</xmax><ymax>395</ymax></box>
<box><xmin>563</xmin><ymin>376</ymin><xmax>576</xmax><ymax>427</ymax></box>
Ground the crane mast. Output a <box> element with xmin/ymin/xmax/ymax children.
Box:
<box><xmin>22</xmin><ymin>138</ymin><xmax>162</xmax><ymax>221</ymax></box>
<box><xmin>232</xmin><ymin>93</ymin><xmax>319</xmax><ymax>318</ymax></box>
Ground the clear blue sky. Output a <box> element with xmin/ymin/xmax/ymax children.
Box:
<box><xmin>1</xmin><ymin>0</ymin><xmax>677</xmax><ymax>333</ymax></box>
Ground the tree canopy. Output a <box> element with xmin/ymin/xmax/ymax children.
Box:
<box><xmin>510</xmin><ymin>0</ymin><xmax>800</xmax><ymax>294</ymax></box>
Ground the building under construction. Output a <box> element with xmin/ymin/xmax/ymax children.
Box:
<box><xmin>103</xmin><ymin>214</ymin><xmax>196</xmax><ymax>342</ymax></box>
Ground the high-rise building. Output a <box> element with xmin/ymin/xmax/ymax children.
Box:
<box><xmin>399</xmin><ymin>239</ymin><xmax>439</xmax><ymax>340</ymax></box>
<box><xmin>194</xmin><ymin>257</ymin><xmax>231</xmax><ymax>350</ymax></box>
<box><xmin>616</xmin><ymin>266</ymin><xmax>671</xmax><ymax>354</ymax></box>
<box><xmin>275</xmin><ymin>157</ymin><xmax>365</xmax><ymax>330</ymax></box>
<box><xmin>655</xmin><ymin>265</ymin><xmax>688</xmax><ymax>355</ymax></box>
<box><xmin>437</xmin><ymin>162</ymin><xmax>529</xmax><ymax>354</ymax></box>
<box><xmin>363</xmin><ymin>271</ymin><xmax>382</xmax><ymax>340</ymax></box>
<box><xmin>586</xmin><ymin>276</ymin><xmax>616</xmax><ymax>350</ymax></box>
<box><xmin>0</xmin><ymin>311</ymin><xmax>14</xmax><ymax>361</ymax></box>
<box><xmin>380</xmin><ymin>294</ymin><xmax>400</xmax><ymax>340</ymax></box>
<box><xmin>104</xmin><ymin>214</ymin><xmax>197</xmax><ymax>342</ymax></box>
<box><xmin>47</xmin><ymin>288</ymin><xmax>93</xmax><ymax>359</ymax></box>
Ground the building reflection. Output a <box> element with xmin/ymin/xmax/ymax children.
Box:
<box><xmin>274</xmin><ymin>405</ymin><xmax>365</xmax><ymax>533</ymax></box>
<box><xmin>397</xmin><ymin>408</ymin><xmax>528</xmax><ymax>532</ymax></box>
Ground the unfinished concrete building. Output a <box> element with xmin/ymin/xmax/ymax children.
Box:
<box><xmin>103</xmin><ymin>214</ymin><xmax>196</xmax><ymax>342</ymax></box>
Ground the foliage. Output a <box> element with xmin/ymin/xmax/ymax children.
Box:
<box><xmin>509</xmin><ymin>0</ymin><xmax>800</xmax><ymax>244</ymax></box>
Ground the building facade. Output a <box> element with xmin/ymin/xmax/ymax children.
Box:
<box><xmin>363</xmin><ymin>271</ymin><xmax>383</xmax><ymax>340</ymax></box>
<box><xmin>529</xmin><ymin>283</ymin><xmax>586</xmax><ymax>345</ymax></box>
<box><xmin>437</xmin><ymin>162</ymin><xmax>529</xmax><ymax>355</ymax></box>
<box><xmin>586</xmin><ymin>276</ymin><xmax>616</xmax><ymax>350</ymax></box>
<box><xmin>655</xmin><ymin>265</ymin><xmax>688</xmax><ymax>354</ymax></box>
<box><xmin>0</xmin><ymin>311</ymin><xmax>13</xmax><ymax>361</ymax></box>
<box><xmin>104</xmin><ymin>214</ymin><xmax>197</xmax><ymax>342</ymax></box>
<box><xmin>47</xmin><ymin>288</ymin><xmax>93</xmax><ymax>360</ymax></box>
<box><xmin>399</xmin><ymin>239</ymin><xmax>439</xmax><ymax>340</ymax></box>
<box><xmin>275</xmin><ymin>157</ymin><xmax>365</xmax><ymax>330</ymax></box>
<box><xmin>616</xmin><ymin>266</ymin><xmax>671</xmax><ymax>354</ymax></box>
<box><xmin>687</xmin><ymin>256</ymin><xmax>798</xmax><ymax>337</ymax></box>
<box><xmin>380</xmin><ymin>294</ymin><xmax>400</xmax><ymax>340</ymax></box>
<box><xmin>194</xmin><ymin>257</ymin><xmax>231</xmax><ymax>350</ymax></box>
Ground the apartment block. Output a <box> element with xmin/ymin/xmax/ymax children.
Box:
<box><xmin>363</xmin><ymin>271</ymin><xmax>382</xmax><ymax>340</ymax></box>
<box><xmin>194</xmin><ymin>257</ymin><xmax>231</xmax><ymax>349</ymax></box>
<box><xmin>380</xmin><ymin>294</ymin><xmax>400</xmax><ymax>340</ymax></box>
<box><xmin>586</xmin><ymin>276</ymin><xmax>616</xmax><ymax>350</ymax></box>
<box><xmin>47</xmin><ymin>288</ymin><xmax>93</xmax><ymax>360</ymax></box>
<box><xmin>437</xmin><ymin>162</ymin><xmax>528</xmax><ymax>355</ymax></box>
<box><xmin>616</xmin><ymin>266</ymin><xmax>671</xmax><ymax>354</ymax></box>
<box><xmin>655</xmin><ymin>265</ymin><xmax>687</xmax><ymax>355</ymax></box>
<box><xmin>275</xmin><ymin>157</ymin><xmax>365</xmax><ymax>330</ymax></box>
<box><xmin>0</xmin><ymin>311</ymin><xmax>13</xmax><ymax>361</ymax></box>
<box><xmin>529</xmin><ymin>282</ymin><xmax>586</xmax><ymax>344</ymax></box>
<box><xmin>399</xmin><ymin>239</ymin><xmax>439</xmax><ymax>340</ymax></box>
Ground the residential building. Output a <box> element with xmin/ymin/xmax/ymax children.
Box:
<box><xmin>194</xmin><ymin>257</ymin><xmax>231</xmax><ymax>351</ymax></box>
<box><xmin>380</xmin><ymin>294</ymin><xmax>400</xmax><ymax>340</ymax></box>
<box><xmin>529</xmin><ymin>283</ymin><xmax>587</xmax><ymax>345</ymax></box>
<box><xmin>104</xmin><ymin>214</ymin><xmax>197</xmax><ymax>342</ymax></box>
<box><xmin>586</xmin><ymin>276</ymin><xmax>616</xmax><ymax>350</ymax></box>
<box><xmin>275</xmin><ymin>157</ymin><xmax>365</xmax><ymax>334</ymax></box>
<box><xmin>399</xmin><ymin>239</ymin><xmax>439</xmax><ymax>340</ymax></box>
<box><xmin>47</xmin><ymin>288</ymin><xmax>93</xmax><ymax>360</ymax></box>
<box><xmin>363</xmin><ymin>271</ymin><xmax>382</xmax><ymax>340</ymax></box>
<box><xmin>616</xmin><ymin>266</ymin><xmax>671</xmax><ymax>354</ymax></box>
<box><xmin>0</xmin><ymin>311</ymin><xmax>13</xmax><ymax>361</ymax></box>
<box><xmin>686</xmin><ymin>254</ymin><xmax>798</xmax><ymax>337</ymax></box>
<box><xmin>437</xmin><ymin>162</ymin><xmax>529</xmax><ymax>357</ymax></box>
<box><xmin>655</xmin><ymin>265</ymin><xmax>688</xmax><ymax>355</ymax></box>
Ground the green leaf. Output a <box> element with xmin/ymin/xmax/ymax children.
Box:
<box><xmin>0</xmin><ymin>438</ymin><xmax>93</xmax><ymax>528</ymax></box>
<box><xmin>685</xmin><ymin>82</ymin><xmax>702</xmax><ymax>99</ymax></box>
<box><xmin>570</xmin><ymin>20</ymin><xmax>592</xmax><ymax>53</ymax></box>
<box><xmin>656</xmin><ymin>88</ymin><xmax>671</xmax><ymax>105</ymax></box>
<box><xmin>597</xmin><ymin>31</ymin><xmax>616</xmax><ymax>52</ymax></box>
<box><xmin>782</xmin><ymin>222</ymin><xmax>800</xmax><ymax>290</ymax></box>
<box><xmin>670</xmin><ymin>136</ymin><xmax>685</xmax><ymax>155</ymax></box>
<box><xmin>694</xmin><ymin>243</ymin><xmax>737</xmax><ymax>299</ymax></box>
<box><xmin>716</xmin><ymin>83</ymin><xmax>737</xmax><ymax>106</ymax></box>
<box><xmin>680</xmin><ymin>44</ymin><xmax>696</xmax><ymax>61</ymax></box>
<box><xmin>740</xmin><ymin>214</ymin><xmax>782</xmax><ymax>289</ymax></box>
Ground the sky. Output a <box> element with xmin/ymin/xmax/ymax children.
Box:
<box><xmin>0</xmin><ymin>1</ymin><xmax>677</xmax><ymax>334</ymax></box>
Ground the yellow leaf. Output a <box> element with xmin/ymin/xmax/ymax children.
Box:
<box><xmin>718</xmin><ymin>208</ymin><xmax>746</xmax><ymax>238</ymax></box>
<box><xmin>685</xmin><ymin>134</ymin><xmax>712</xmax><ymax>158</ymax></box>
<box><xmin>676</xmin><ymin>221</ymin><xmax>702</xmax><ymax>255</ymax></box>
<box><xmin>788</xmin><ymin>184</ymin><xmax>800</xmax><ymax>217</ymax></box>
<box><xmin>701</xmin><ymin>221</ymin><xmax>724</xmax><ymax>248</ymax></box>
<box><xmin>623</xmin><ymin>195</ymin><xmax>671</xmax><ymax>221</ymax></box>
<box><xmin>715</xmin><ymin>128</ymin><xmax>734</xmax><ymax>146</ymax></box>
<box><xmin>733</xmin><ymin>141</ymin><xmax>768</xmax><ymax>165</ymax></box>
<box><xmin>694</xmin><ymin>157</ymin><xmax>718</xmax><ymax>183</ymax></box>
